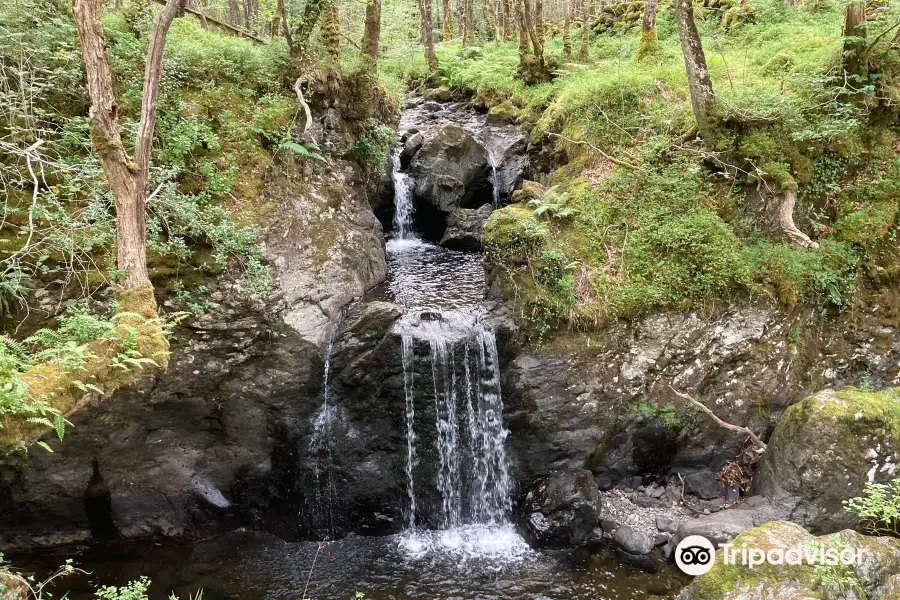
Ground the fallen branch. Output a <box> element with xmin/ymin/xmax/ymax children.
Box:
<box><xmin>547</xmin><ymin>132</ymin><xmax>639</xmax><ymax>170</ymax></box>
<box><xmin>145</xmin><ymin>182</ymin><xmax>164</xmax><ymax>205</ymax></box>
<box><xmin>669</xmin><ymin>385</ymin><xmax>767</xmax><ymax>452</ymax></box>
<box><xmin>151</xmin><ymin>0</ymin><xmax>265</xmax><ymax>42</ymax></box>
<box><xmin>294</xmin><ymin>77</ymin><xmax>313</xmax><ymax>137</ymax></box>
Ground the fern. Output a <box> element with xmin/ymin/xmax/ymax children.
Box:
<box><xmin>278</xmin><ymin>139</ymin><xmax>325</xmax><ymax>161</ymax></box>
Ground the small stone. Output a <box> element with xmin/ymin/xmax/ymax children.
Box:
<box><xmin>601</xmin><ymin>518</ymin><xmax>618</xmax><ymax>533</ymax></box>
<box><xmin>654</xmin><ymin>533</ymin><xmax>669</xmax><ymax>546</ymax></box>
<box><xmin>703</xmin><ymin>508</ymin><xmax>710</xmax><ymax>515</ymax></box>
<box><xmin>612</xmin><ymin>525</ymin><xmax>654</xmax><ymax>556</ymax></box>
<box><xmin>649</xmin><ymin>485</ymin><xmax>666</xmax><ymax>499</ymax></box>
<box><xmin>656</xmin><ymin>515</ymin><xmax>677</xmax><ymax>533</ymax></box>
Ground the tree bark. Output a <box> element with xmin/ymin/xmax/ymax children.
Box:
<box><xmin>637</xmin><ymin>0</ymin><xmax>658</xmax><ymax>59</ymax></box>
<box><xmin>464</xmin><ymin>0</ymin><xmax>475</xmax><ymax>45</ymax></box>
<box><xmin>457</xmin><ymin>0</ymin><xmax>464</xmax><ymax>36</ymax></box>
<box><xmin>534</xmin><ymin>0</ymin><xmax>544</xmax><ymax>50</ymax></box>
<box><xmin>322</xmin><ymin>0</ymin><xmax>341</xmax><ymax>60</ymax></box>
<box><xmin>562</xmin><ymin>0</ymin><xmax>572</xmax><ymax>56</ymax></box>
<box><xmin>361</xmin><ymin>0</ymin><xmax>382</xmax><ymax>61</ymax></box>
<box><xmin>777</xmin><ymin>189</ymin><xmax>819</xmax><ymax>249</ymax></box>
<box><xmin>227</xmin><ymin>0</ymin><xmax>240</xmax><ymax>27</ymax></box>
<box><xmin>842</xmin><ymin>0</ymin><xmax>867</xmax><ymax>78</ymax></box>
<box><xmin>516</xmin><ymin>0</ymin><xmax>530</xmax><ymax>57</ymax></box>
<box><xmin>74</xmin><ymin>0</ymin><xmax>184</xmax><ymax>291</ymax></box>
<box><xmin>443</xmin><ymin>0</ymin><xmax>453</xmax><ymax>40</ymax></box>
<box><xmin>522</xmin><ymin>0</ymin><xmax>542</xmax><ymax>58</ymax></box>
<box><xmin>674</xmin><ymin>0</ymin><xmax>716</xmax><ymax>148</ymax></box>
<box><xmin>502</xmin><ymin>0</ymin><xmax>511</xmax><ymax>40</ymax></box>
<box><xmin>577</xmin><ymin>0</ymin><xmax>589</xmax><ymax>61</ymax></box>
<box><xmin>419</xmin><ymin>0</ymin><xmax>438</xmax><ymax>70</ymax></box>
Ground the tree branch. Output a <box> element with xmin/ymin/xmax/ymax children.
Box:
<box><xmin>547</xmin><ymin>132</ymin><xmax>639</xmax><ymax>169</ymax></box>
<box><xmin>294</xmin><ymin>77</ymin><xmax>313</xmax><ymax>136</ymax></box>
<box><xmin>135</xmin><ymin>0</ymin><xmax>187</xmax><ymax>175</ymax></box>
<box><xmin>669</xmin><ymin>385</ymin><xmax>767</xmax><ymax>452</ymax></box>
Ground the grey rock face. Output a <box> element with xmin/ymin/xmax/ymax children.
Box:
<box><xmin>517</xmin><ymin>468</ymin><xmax>601</xmax><ymax>549</ymax></box>
<box><xmin>667</xmin><ymin>496</ymin><xmax>780</xmax><ymax>553</ymax></box>
<box><xmin>682</xmin><ymin>470</ymin><xmax>723</xmax><ymax>500</ymax></box>
<box><xmin>409</xmin><ymin>123</ymin><xmax>491</xmax><ymax>213</ymax></box>
<box><xmin>439</xmin><ymin>204</ymin><xmax>493</xmax><ymax>251</ymax></box>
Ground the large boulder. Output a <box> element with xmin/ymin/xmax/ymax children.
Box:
<box><xmin>756</xmin><ymin>387</ymin><xmax>900</xmax><ymax>533</ymax></box>
<box><xmin>517</xmin><ymin>468</ymin><xmax>601</xmax><ymax>548</ymax></box>
<box><xmin>667</xmin><ymin>496</ymin><xmax>781</xmax><ymax>552</ymax></box>
<box><xmin>439</xmin><ymin>204</ymin><xmax>493</xmax><ymax>251</ymax></box>
<box><xmin>409</xmin><ymin>123</ymin><xmax>491</xmax><ymax>213</ymax></box>
<box><xmin>676</xmin><ymin>521</ymin><xmax>900</xmax><ymax>600</ymax></box>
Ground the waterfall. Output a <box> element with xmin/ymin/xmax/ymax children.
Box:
<box><xmin>485</xmin><ymin>144</ymin><xmax>501</xmax><ymax>207</ymax></box>
<box><xmin>400</xmin><ymin>314</ymin><xmax>512</xmax><ymax>532</ymax></box>
<box><xmin>401</xmin><ymin>333</ymin><xmax>417</xmax><ymax>529</ymax></box>
<box><xmin>391</xmin><ymin>150</ymin><xmax>415</xmax><ymax>240</ymax></box>
<box><xmin>306</xmin><ymin>319</ymin><xmax>341</xmax><ymax>538</ymax></box>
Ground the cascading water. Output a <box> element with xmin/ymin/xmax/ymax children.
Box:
<box><xmin>306</xmin><ymin>318</ymin><xmax>341</xmax><ymax>538</ymax></box>
<box><xmin>485</xmin><ymin>145</ymin><xmax>501</xmax><ymax>207</ymax></box>
<box><xmin>391</xmin><ymin>150</ymin><xmax>416</xmax><ymax>240</ymax></box>
<box><xmin>401</xmin><ymin>332</ymin><xmax>417</xmax><ymax>530</ymax></box>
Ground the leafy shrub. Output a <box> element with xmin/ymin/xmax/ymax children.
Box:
<box><xmin>844</xmin><ymin>479</ymin><xmax>900</xmax><ymax>537</ymax></box>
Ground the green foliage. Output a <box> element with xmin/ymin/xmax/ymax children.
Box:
<box><xmin>349</xmin><ymin>119</ymin><xmax>396</xmax><ymax>171</ymax></box>
<box><xmin>844</xmin><ymin>479</ymin><xmax>900</xmax><ymax>537</ymax></box>
<box><xmin>96</xmin><ymin>577</ymin><xmax>152</xmax><ymax>600</ymax></box>
<box><xmin>625</xmin><ymin>396</ymin><xmax>685</xmax><ymax>430</ymax></box>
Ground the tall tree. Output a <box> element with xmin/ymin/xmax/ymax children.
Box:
<box><xmin>502</xmin><ymin>0</ymin><xmax>511</xmax><ymax>40</ymax></box>
<box><xmin>73</xmin><ymin>0</ymin><xmax>185</xmax><ymax>293</ymax></box>
<box><xmin>457</xmin><ymin>0</ymin><xmax>464</xmax><ymax>36</ymax></box>
<box><xmin>443</xmin><ymin>0</ymin><xmax>453</xmax><ymax>40</ymax></box>
<box><xmin>419</xmin><ymin>0</ymin><xmax>438</xmax><ymax>70</ymax></box>
<box><xmin>577</xmin><ymin>0</ymin><xmax>589</xmax><ymax>60</ymax></box>
<box><xmin>464</xmin><ymin>0</ymin><xmax>475</xmax><ymax>45</ymax></box>
<box><xmin>637</xmin><ymin>0</ymin><xmax>658</xmax><ymax>59</ymax></box>
<box><xmin>533</xmin><ymin>0</ymin><xmax>544</xmax><ymax>50</ymax></box>
<box><xmin>322</xmin><ymin>0</ymin><xmax>341</xmax><ymax>60</ymax></box>
<box><xmin>227</xmin><ymin>0</ymin><xmax>240</xmax><ymax>27</ymax></box>
<box><xmin>842</xmin><ymin>0</ymin><xmax>867</xmax><ymax>78</ymax></box>
<box><xmin>278</xmin><ymin>0</ymin><xmax>330</xmax><ymax>69</ymax></box>
<box><xmin>562</xmin><ymin>0</ymin><xmax>571</xmax><ymax>56</ymax></box>
<box><xmin>362</xmin><ymin>0</ymin><xmax>382</xmax><ymax>60</ymax></box>
<box><xmin>674</xmin><ymin>0</ymin><xmax>715</xmax><ymax>147</ymax></box>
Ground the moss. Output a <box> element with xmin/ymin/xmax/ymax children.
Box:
<box><xmin>0</xmin><ymin>284</ymin><xmax>170</xmax><ymax>451</ymax></box>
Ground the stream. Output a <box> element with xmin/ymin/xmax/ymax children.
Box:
<box><xmin>10</xmin><ymin>100</ymin><xmax>689</xmax><ymax>599</ymax></box>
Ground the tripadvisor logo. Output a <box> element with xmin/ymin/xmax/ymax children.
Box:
<box><xmin>674</xmin><ymin>534</ymin><xmax>871</xmax><ymax>576</ymax></box>
<box><xmin>675</xmin><ymin>535</ymin><xmax>716</xmax><ymax>576</ymax></box>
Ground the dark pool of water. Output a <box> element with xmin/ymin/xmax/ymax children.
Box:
<box><xmin>11</xmin><ymin>530</ymin><xmax>690</xmax><ymax>600</ymax></box>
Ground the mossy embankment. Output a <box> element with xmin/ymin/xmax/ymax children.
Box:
<box><xmin>419</xmin><ymin>0</ymin><xmax>899</xmax><ymax>340</ymax></box>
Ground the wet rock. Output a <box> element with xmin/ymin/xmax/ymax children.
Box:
<box><xmin>676</xmin><ymin>521</ymin><xmax>900</xmax><ymax>600</ymax></box>
<box><xmin>656</xmin><ymin>515</ymin><xmax>677</xmax><ymax>533</ymax></box>
<box><xmin>612</xmin><ymin>525</ymin><xmax>654</xmax><ymax>556</ymax></box>
<box><xmin>668</xmin><ymin>496</ymin><xmax>780</xmax><ymax>551</ymax></box>
<box><xmin>682</xmin><ymin>470</ymin><xmax>722</xmax><ymax>500</ymax></box>
<box><xmin>517</xmin><ymin>468</ymin><xmax>601</xmax><ymax>549</ymax></box>
<box><xmin>439</xmin><ymin>204</ymin><xmax>493</xmax><ymax>251</ymax></box>
<box><xmin>654</xmin><ymin>533</ymin><xmax>669</xmax><ymax>546</ymax></box>
<box><xmin>399</xmin><ymin>132</ymin><xmax>424</xmax><ymax>169</ymax></box>
<box><xmin>409</xmin><ymin>123</ymin><xmax>491</xmax><ymax>213</ymax></box>
<box><xmin>756</xmin><ymin>386</ymin><xmax>900</xmax><ymax>533</ymax></box>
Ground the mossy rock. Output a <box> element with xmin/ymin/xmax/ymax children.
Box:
<box><xmin>423</xmin><ymin>87</ymin><xmax>456</xmax><ymax>102</ymax></box>
<box><xmin>483</xmin><ymin>204</ymin><xmax>544</xmax><ymax>265</ymax></box>
<box><xmin>488</xmin><ymin>100</ymin><xmax>523</xmax><ymax>124</ymax></box>
<box><xmin>678</xmin><ymin>520</ymin><xmax>900</xmax><ymax>600</ymax></box>
<box><xmin>756</xmin><ymin>387</ymin><xmax>900</xmax><ymax>533</ymax></box>
<box><xmin>511</xmin><ymin>180</ymin><xmax>547</xmax><ymax>204</ymax></box>
<box><xmin>763</xmin><ymin>52</ymin><xmax>795</xmax><ymax>75</ymax></box>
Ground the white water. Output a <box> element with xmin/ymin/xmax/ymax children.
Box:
<box><xmin>485</xmin><ymin>145</ymin><xmax>501</xmax><ymax>207</ymax></box>
<box><xmin>401</xmin><ymin>332</ymin><xmax>417</xmax><ymax>530</ymax></box>
<box><xmin>307</xmin><ymin>320</ymin><xmax>341</xmax><ymax>537</ymax></box>
<box><xmin>391</xmin><ymin>150</ymin><xmax>416</xmax><ymax>240</ymax></box>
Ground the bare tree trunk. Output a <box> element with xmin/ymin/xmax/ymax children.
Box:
<box><xmin>578</xmin><ymin>0</ymin><xmax>589</xmax><ymax>60</ymax></box>
<box><xmin>443</xmin><ymin>0</ymin><xmax>453</xmax><ymax>40</ymax></box>
<box><xmin>227</xmin><ymin>0</ymin><xmax>240</xmax><ymax>27</ymax></box>
<box><xmin>74</xmin><ymin>0</ymin><xmax>185</xmax><ymax>291</ymax></box>
<box><xmin>322</xmin><ymin>0</ymin><xmax>341</xmax><ymax>59</ymax></box>
<box><xmin>842</xmin><ymin>0</ymin><xmax>867</xmax><ymax>78</ymax></box>
<box><xmin>637</xmin><ymin>0</ymin><xmax>658</xmax><ymax>58</ymax></box>
<box><xmin>419</xmin><ymin>0</ymin><xmax>438</xmax><ymax>70</ymax></box>
<box><xmin>464</xmin><ymin>0</ymin><xmax>475</xmax><ymax>44</ymax></box>
<box><xmin>517</xmin><ymin>0</ymin><xmax>530</xmax><ymax>57</ymax></box>
<box><xmin>457</xmin><ymin>0</ymin><xmax>464</xmax><ymax>36</ymax></box>
<box><xmin>361</xmin><ymin>0</ymin><xmax>382</xmax><ymax>61</ymax></box>
<box><xmin>534</xmin><ymin>0</ymin><xmax>544</xmax><ymax>50</ymax></box>
<box><xmin>522</xmin><ymin>0</ymin><xmax>542</xmax><ymax>58</ymax></box>
<box><xmin>674</xmin><ymin>0</ymin><xmax>716</xmax><ymax>148</ymax></box>
<box><xmin>502</xmin><ymin>0</ymin><xmax>512</xmax><ymax>39</ymax></box>
<box><xmin>562</xmin><ymin>0</ymin><xmax>571</xmax><ymax>56</ymax></box>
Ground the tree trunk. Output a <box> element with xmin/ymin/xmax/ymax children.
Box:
<box><xmin>522</xmin><ymin>0</ymin><xmax>542</xmax><ymax>58</ymax></box>
<box><xmin>464</xmin><ymin>0</ymin><xmax>475</xmax><ymax>45</ymax></box>
<box><xmin>362</xmin><ymin>0</ymin><xmax>382</xmax><ymax>61</ymax></box>
<box><xmin>516</xmin><ymin>0</ymin><xmax>530</xmax><ymax>57</ymax></box>
<box><xmin>637</xmin><ymin>0</ymin><xmax>658</xmax><ymax>58</ymax></box>
<box><xmin>457</xmin><ymin>0</ymin><xmax>464</xmax><ymax>36</ymax></box>
<box><xmin>74</xmin><ymin>0</ymin><xmax>185</xmax><ymax>291</ymax></box>
<box><xmin>562</xmin><ymin>0</ymin><xmax>571</xmax><ymax>56</ymax></box>
<box><xmin>842</xmin><ymin>0</ymin><xmax>867</xmax><ymax>78</ymax></box>
<box><xmin>227</xmin><ymin>0</ymin><xmax>240</xmax><ymax>27</ymax></box>
<box><xmin>534</xmin><ymin>0</ymin><xmax>544</xmax><ymax>50</ymax></box>
<box><xmin>419</xmin><ymin>0</ymin><xmax>438</xmax><ymax>70</ymax></box>
<box><xmin>674</xmin><ymin>0</ymin><xmax>716</xmax><ymax>148</ymax></box>
<box><xmin>502</xmin><ymin>0</ymin><xmax>511</xmax><ymax>40</ymax></box>
<box><xmin>776</xmin><ymin>189</ymin><xmax>819</xmax><ymax>249</ymax></box>
<box><xmin>578</xmin><ymin>0</ymin><xmax>589</xmax><ymax>60</ymax></box>
<box><xmin>443</xmin><ymin>0</ymin><xmax>453</xmax><ymax>40</ymax></box>
<box><xmin>322</xmin><ymin>0</ymin><xmax>341</xmax><ymax>60</ymax></box>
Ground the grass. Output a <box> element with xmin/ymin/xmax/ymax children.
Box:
<box><xmin>423</xmin><ymin>0</ymin><xmax>900</xmax><ymax>339</ymax></box>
